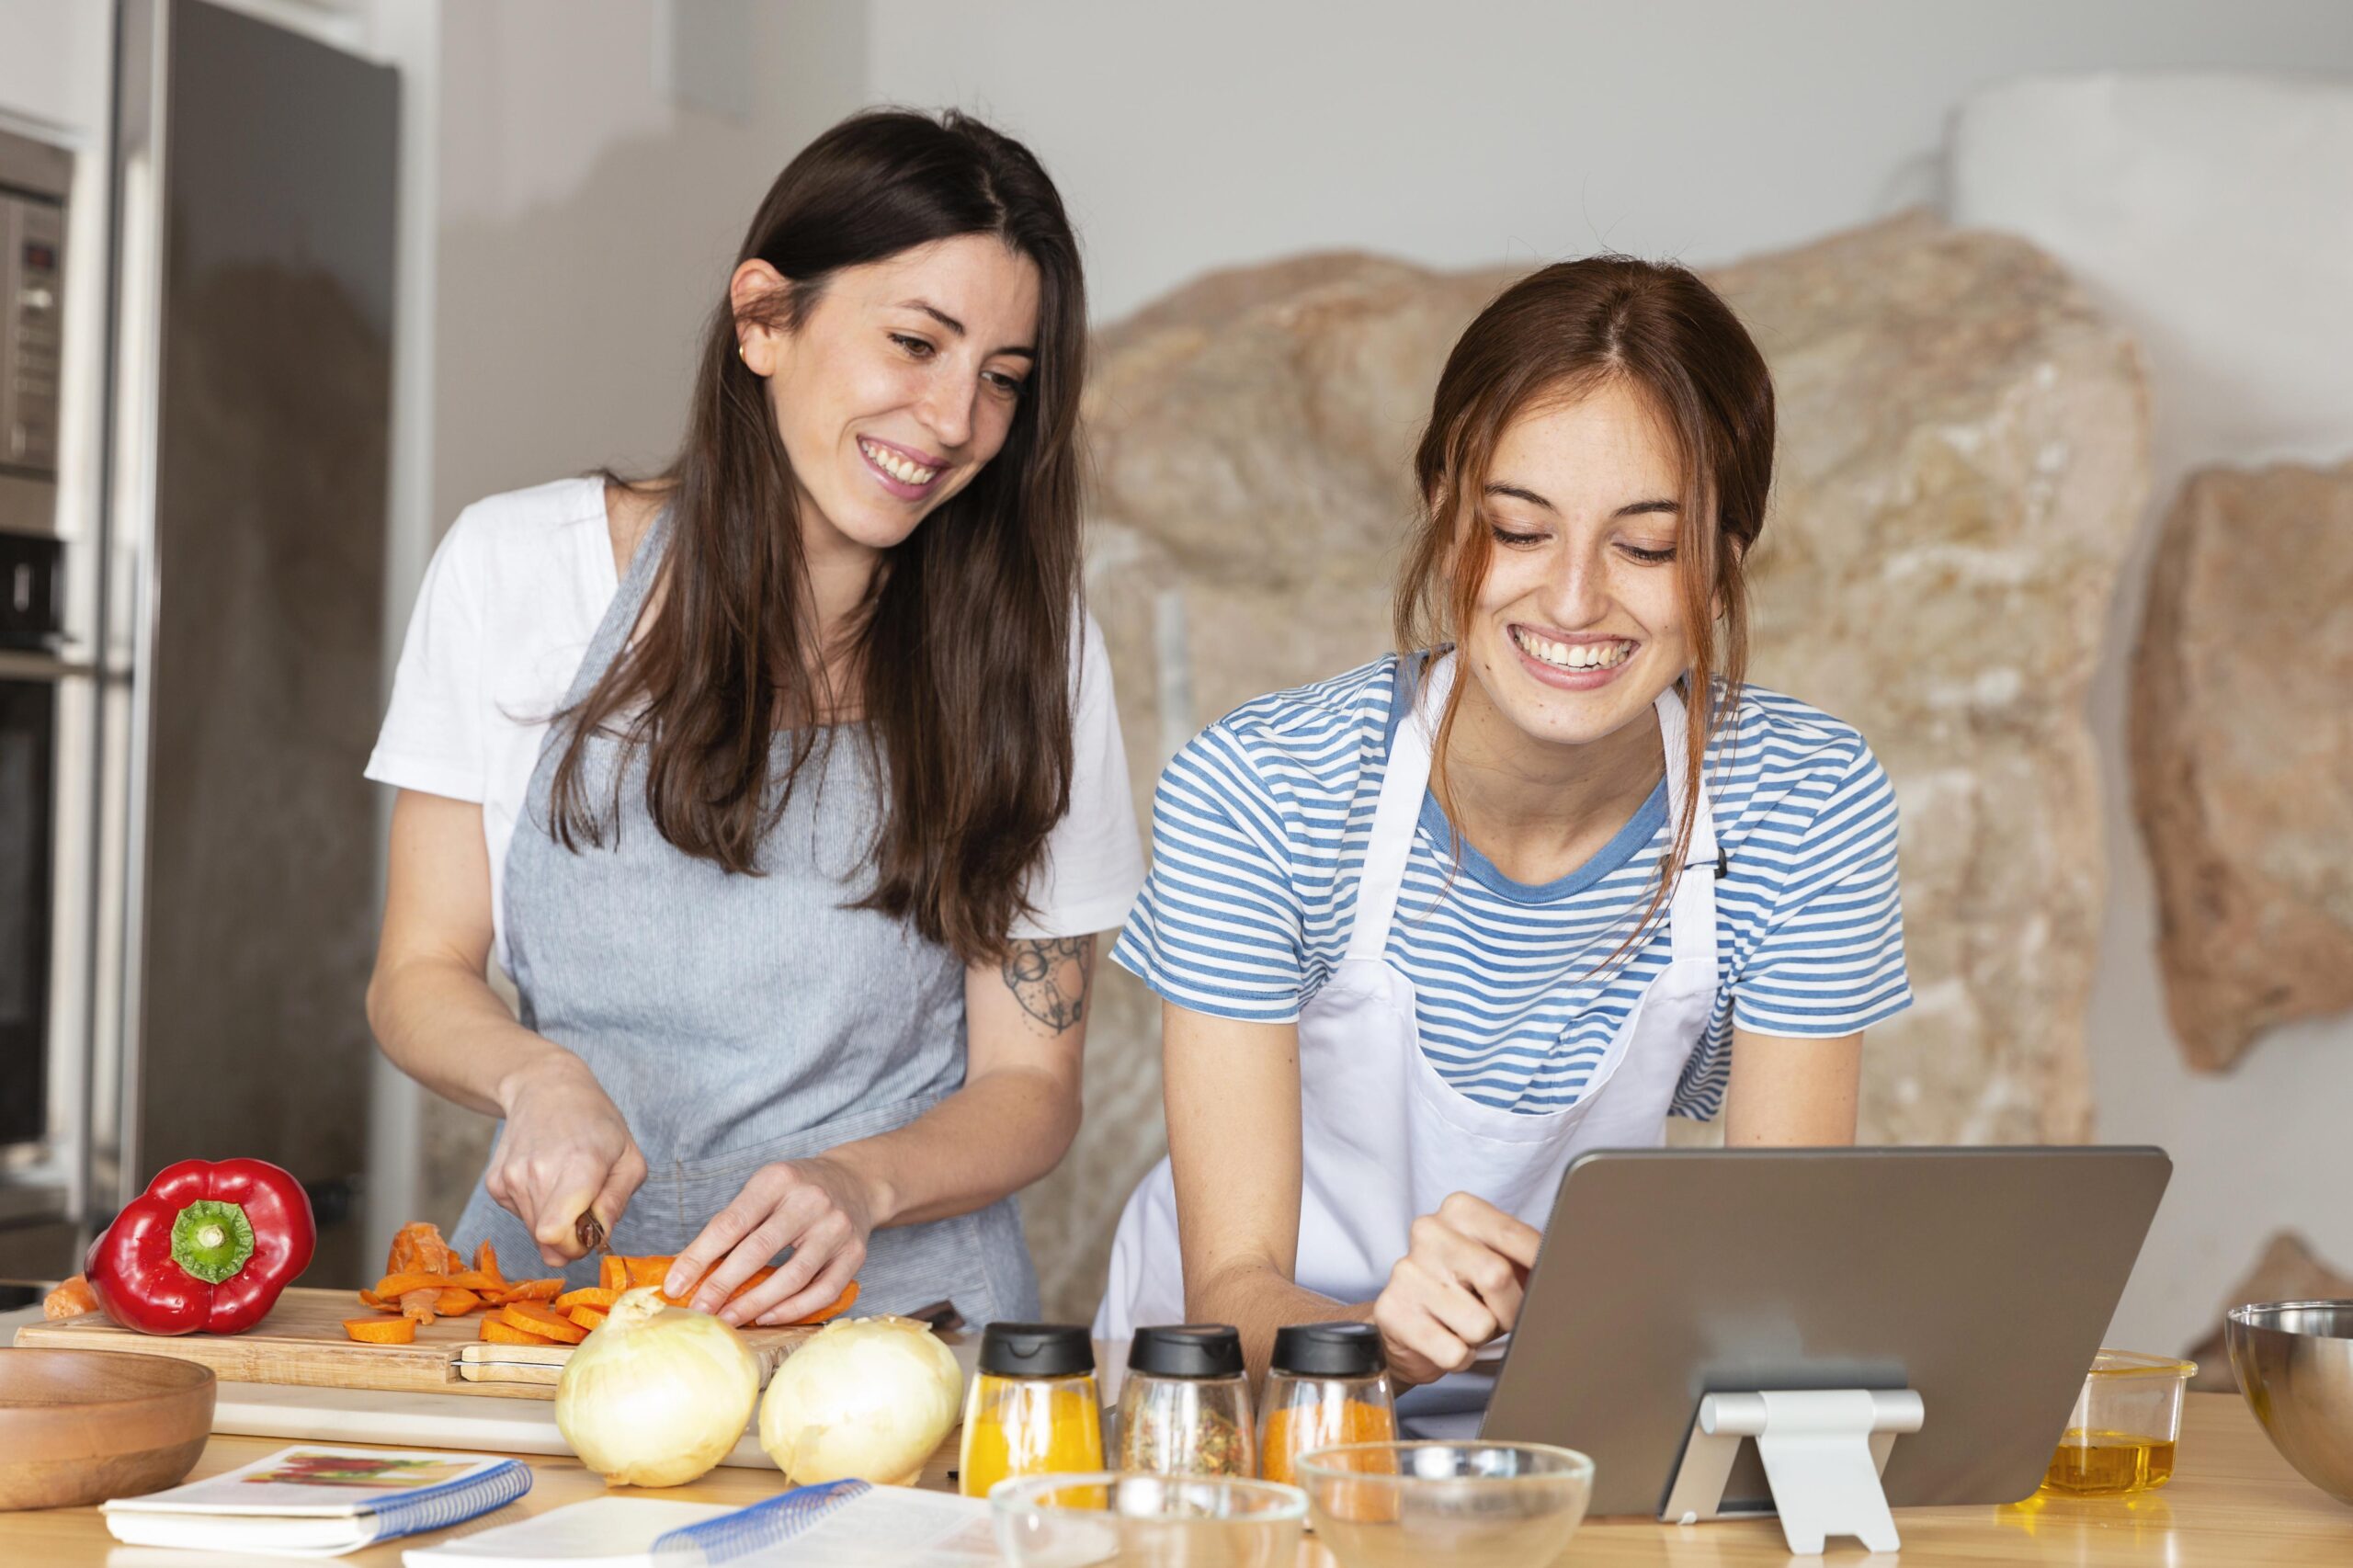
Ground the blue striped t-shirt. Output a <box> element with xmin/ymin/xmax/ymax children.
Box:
<box><xmin>1110</xmin><ymin>655</ymin><xmax>1912</xmax><ymax>1117</ymax></box>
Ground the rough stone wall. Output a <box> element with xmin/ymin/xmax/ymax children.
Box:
<box><xmin>2184</xmin><ymin>1232</ymin><xmax>2353</xmax><ymax>1391</ymax></box>
<box><xmin>1024</xmin><ymin>215</ymin><xmax>2150</xmax><ymax>1321</ymax></box>
<box><xmin>2131</xmin><ymin>459</ymin><xmax>2353</xmax><ymax>1072</ymax></box>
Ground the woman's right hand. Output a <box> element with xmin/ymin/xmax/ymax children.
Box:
<box><xmin>1371</xmin><ymin>1191</ymin><xmax>1543</xmax><ymax>1390</ymax></box>
<box><xmin>484</xmin><ymin>1052</ymin><xmax>648</xmax><ymax>1268</ymax></box>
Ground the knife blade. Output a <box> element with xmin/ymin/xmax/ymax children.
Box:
<box><xmin>574</xmin><ymin>1210</ymin><xmax>614</xmax><ymax>1261</ymax></box>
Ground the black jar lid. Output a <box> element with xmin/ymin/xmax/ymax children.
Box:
<box><xmin>979</xmin><ymin>1323</ymin><xmax>1097</xmax><ymax>1379</ymax></box>
<box><xmin>1271</xmin><ymin>1321</ymin><xmax>1386</xmax><ymax>1378</ymax></box>
<box><xmin>1128</xmin><ymin>1324</ymin><xmax>1245</xmax><ymax>1379</ymax></box>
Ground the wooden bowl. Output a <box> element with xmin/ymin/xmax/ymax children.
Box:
<box><xmin>0</xmin><ymin>1348</ymin><xmax>216</xmax><ymax>1510</ymax></box>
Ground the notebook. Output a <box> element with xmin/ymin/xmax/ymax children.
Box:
<box><xmin>403</xmin><ymin>1483</ymin><xmax>995</xmax><ymax>1568</ymax></box>
<box><xmin>102</xmin><ymin>1445</ymin><xmax>530</xmax><ymax>1558</ymax></box>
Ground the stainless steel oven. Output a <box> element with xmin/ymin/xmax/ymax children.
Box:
<box><xmin>0</xmin><ymin>124</ymin><xmax>70</xmax><ymax>1236</ymax></box>
<box><xmin>0</xmin><ymin>661</ymin><xmax>57</xmax><ymax>1148</ymax></box>
<box><xmin>0</xmin><ymin>138</ymin><xmax>65</xmax><ymax>541</ymax></box>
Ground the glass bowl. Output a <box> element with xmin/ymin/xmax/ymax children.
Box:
<box><xmin>1294</xmin><ymin>1440</ymin><xmax>1594</xmax><ymax>1567</ymax></box>
<box><xmin>990</xmin><ymin>1471</ymin><xmax>1306</xmax><ymax>1567</ymax></box>
<box><xmin>2040</xmin><ymin>1347</ymin><xmax>2197</xmax><ymax>1496</ymax></box>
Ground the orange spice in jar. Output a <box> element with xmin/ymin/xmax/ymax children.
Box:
<box><xmin>1257</xmin><ymin>1322</ymin><xmax>1396</xmax><ymax>1484</ymax></box>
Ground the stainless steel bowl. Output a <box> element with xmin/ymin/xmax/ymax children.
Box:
<box><xmin>2226</xmin><ymin>1301</ymin><xmax>2353</xmax><ymax>1505</ymax></box>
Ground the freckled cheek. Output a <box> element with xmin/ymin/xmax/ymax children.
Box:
<box><xmin>1626</xmin><ymin>576</ymin><xmax>1688</xmax><ymax>646</ymax></box>
<box><xmin>1474</xmin><ymin>558</ymin><xmax>1549</xmax><ymax>619</ymax></box>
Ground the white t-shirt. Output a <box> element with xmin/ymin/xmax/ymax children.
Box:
<box><xmin>366</xmin><ymin>475</ymin><xmax>1147</xmax><ymax>972</ymax></box>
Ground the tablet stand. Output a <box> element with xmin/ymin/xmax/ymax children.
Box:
<box><xmin>1660</xmin><ymin>1389</ymin><xmax>1925</xmax><ymax>1554</ymax></box>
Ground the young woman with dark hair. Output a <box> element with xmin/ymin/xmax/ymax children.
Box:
<box><xmin>1098</xmin><ymin>257</ymin><xmax>1912</xmax><ymax>1420</ymax></box>
<box><xmin>366</xmin><ymin>110</ymin><xmax>1142</xmax><ymax>1328</ymax></box>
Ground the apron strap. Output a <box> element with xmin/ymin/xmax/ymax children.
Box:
<box><xmin>558</xmin><ymin>503</ymin><xmax>674</xmax><ymax>710</ymax></box>
<box><xmin>1345</xmin><ymin>655</ymin><xmax>1722</xmax><ymax>969</ymax></box>
<box><xmin>1343</xmin><ymin>653</ymin><xmax>1454</xmax><ymax>962</ymax></box>
<box><xmin>1656</xmin><ymin>682</ymin><xmax>1721</xmax><ymax>970</ymax></box>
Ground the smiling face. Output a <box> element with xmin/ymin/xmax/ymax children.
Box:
<box><xmin>1454</xmin><ymin>376</ymin><xmax>1697</xmax><ymax>758</ymax></box>
<box><xmin>742</xmin><ymin>233</ymin><xmax>1042</xmax><ymax>565</ymax></box>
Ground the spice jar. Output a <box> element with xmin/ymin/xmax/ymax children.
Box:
<box><xmin>959</xmin><ymin>1323</ymin><xmax>1106</xmax><ymax>1498</ymax></box>
<box><xmin>1118</xmin><ymin>1324</ymin><xmax>1255</xmax><ymax>1476</ymax></box>
<box><xmin>1257</xmin><ymin>1322</ymin><xmax>1396</xmax><ymax>1483</ymax></box>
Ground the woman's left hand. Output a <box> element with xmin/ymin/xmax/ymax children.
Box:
<box><xmin>664</xmin><ymin>1156</ymin><xmax>875</xmax><ymax>1327</ymax></box>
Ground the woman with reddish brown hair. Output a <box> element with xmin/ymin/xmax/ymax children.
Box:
<box><xmin>1098</xmin><ymin>257</ymin><xmax>1911</xmax><ymax>1421</ymax></box>
<box><xmin>365</xmin><ymin>110</ymin><xmax>1142</xmax><ymax>1329</ymax></box>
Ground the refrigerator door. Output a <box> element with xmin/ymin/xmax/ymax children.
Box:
<box><xmin>108</xmin><ymin>0</ymin><xmax>397</xmax><ymax>1282</ymax></box>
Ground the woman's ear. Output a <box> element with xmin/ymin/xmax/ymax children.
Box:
<box><xmin>728</xmin><ymin>259</ymin><xmax>790</xmax><ymax>376</ymax></box>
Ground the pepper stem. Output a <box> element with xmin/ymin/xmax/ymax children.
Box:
<box><xmin>170</xmin><ymin>1199</ymin><xmax>256</xmax><ymax>1284</ymax></box>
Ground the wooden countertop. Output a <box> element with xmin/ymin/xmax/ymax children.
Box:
<box><xmin>4</xmin><ymin>1392</ymin><xmax>2348</xmax><ymax>1563</ymax></box>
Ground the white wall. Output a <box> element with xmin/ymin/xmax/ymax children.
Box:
<box><xmin>865</xmin><ymin>0</ymin><xmax>2353</xmax><ymax>322</ymax></box>
<box><xmin>0</xmin><ymin>1</ymin><xmax>110</xmax><ymax>135</ymax></box>
<box><xmin>859</xmin><ymin>0</ymin><xmax>2353</xmax><ymax>1352</ymax></box>
<box><xmin>429</xmin><ymin>0</ymin><xmax>867</xmax><ymax>529</ymax></box>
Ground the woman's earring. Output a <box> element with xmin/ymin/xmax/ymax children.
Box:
<box><xmin>737</xmin><ymin>339</ymin><xmax>748</xmax><ymax>364</ymax></box>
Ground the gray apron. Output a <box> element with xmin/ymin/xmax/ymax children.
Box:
<box><xmin>452</xmin><ymin>512</ymin><xmax>1040</xmax><ymax>1324</ymax></box>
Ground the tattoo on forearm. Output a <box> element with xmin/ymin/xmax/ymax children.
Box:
<box><xmin>1002</xmin><ymin>936</ymin><xmax>1094</xmax><ymax>1031</ymax></box>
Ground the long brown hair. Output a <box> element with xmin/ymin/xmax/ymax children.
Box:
<box><xmin>1394</xmin><ymin>256</ymin><xmax>1773</xmax><ymax>953</ymax></box>
<box><xmin>550</xmin><ymin>109</ymin><xmax>1087</xmax><ymax>966</ymax></box>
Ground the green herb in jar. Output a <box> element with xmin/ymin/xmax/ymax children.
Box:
<box><xmin>1120</xmin><ymin>1403</ymin><xmax>1248</xmax><ymax>1476</ymax></box>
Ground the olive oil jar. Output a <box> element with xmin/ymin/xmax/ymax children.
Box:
<box><xmin>2040</xmin><ymin>1348</ymin><xmax>2196</xmax><ymax>1497</ymax></box>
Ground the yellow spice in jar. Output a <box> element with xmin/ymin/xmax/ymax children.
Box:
<box><xmin>960</xmin><ymin>1381</ymin><xmax>1104</xmax><ymax>1498</ymax></box>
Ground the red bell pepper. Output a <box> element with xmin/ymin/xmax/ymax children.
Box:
<box><xmin>85</xmin><ymin>1157</ymin><xmax>316</xmax><ymax>1335</ymax></box>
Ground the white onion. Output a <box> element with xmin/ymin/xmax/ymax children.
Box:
<box><xmin>554</xmin><ymin>1287</ymin><xmax>760</xmax><ymax>1487</ymax></box>
<box><xmin>758</xmin><ymin>1314</ymin><xmax>964</xmax><ymax>1486</ymax></box>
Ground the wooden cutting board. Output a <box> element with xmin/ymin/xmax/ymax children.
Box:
<box><xmin>11</xmin><ymin>1288</ymin><xmax>817</xmax><ymax>1401</ymax></box>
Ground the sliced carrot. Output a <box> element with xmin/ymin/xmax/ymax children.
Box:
<box><xmin>433</xmin><ymin>1287</ymin><xmax>483</xmax><ymax>1316</ymax></box>
<box><xmin>598</xmin><ymin>1254</ymin><xmax>626</xmax><ymax>1292</ymax></box>
<box><xmin>479</xmin><ymin>1318</ymin><xmax>561</xmax><ymax>1346</ymax></box>
<box><xmin>657</xmin><ymin>1265</ymin><xmax>777</xmax><ymax>1309</ymax></box>
<box><xmin>44</xmin><ymin>1275</ymin><xmax>97</xmax><ymax>1319</ymax></box>
<box><xmin>436</xmin><ymin>1269</ymin><xmax>498</xmax><ymax>1292</ymax></box>
<box><xmin>500</xmin><ymin>1301</ymin><xmax>587</xmax><ymax>1344</ymax></box>
<box><xmin>789</xmin><ymin>1278</ymin><xmax>859</xmax><ymax>1325</ymax></box>
<box><xmin>567</xmin><ymin>1304</ymin><xmax>609</xmax><ymax>1331</ymax></box>
<box><xmin>398</xmin><ymin>1288</ymin><xmax>439</xmax><ymax>1326</ymax></box>
<box><xmin>496</xmin><ymin>1278</ymin><xmax>563</xmax><ymax>1302</ymax></box>
<box><xmin>374</xmin><ymin>1271</ymin><xmax>455</xmax><ymax>1300</ymax></box>
<box><xmin>554</xmin><ymin>1286</ymin><xmax>620</xmax><ymax>1311</ymax></box>
<box><xmin>345</xmin><ymin>1316</ymin><xmax>416</xmax><ymax>1345</ymax></box>
<box><xmin>622</xmin><ymin>1256</ymin><xmax>675</xmax><ymax>1290</ymax></box>
<box><xmin>659</xmin><ymin>1274</ymin><xmax>858</xmax><ymax>1323</ymax></box>
<box><xmin>473</xmin><ymin>1240</ymin><xmax>507</xmax><ymax>1288</ymax></box>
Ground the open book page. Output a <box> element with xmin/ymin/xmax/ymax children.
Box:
<box><xmin>651</xmin><ymin>1486</ymin><xmax>996</xmax><ymax>1567</ymax></box>
<box><xmin>405</xmin><ymin>1498</ymin><xmax>734</xmax><ymax>1565</ymax></box>
<box><xmin>103</xmin><ymin>1447</ymin><xmax>520</xmax><ymax>1518</ymax></box>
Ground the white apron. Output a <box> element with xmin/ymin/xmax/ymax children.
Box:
<box><xmin>1094</xmin><ymin>654</ymin><xmax>1721</xmax><ymax>1421</ymax></box>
